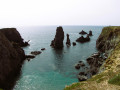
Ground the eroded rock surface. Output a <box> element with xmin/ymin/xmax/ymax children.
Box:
<box><xmin>0</xmin><ymin>28</ymin><xmax>29</xmax><ymax>47</ymax></box>
<box><xmin>50</xmin><ymin>26</ymin><xmax>64</xmax><ymax>49</ymax></box>
<box><xmin>66</xmin><ymin>34</ymin><xmax>71</xmax><ymax>46</ymax></box>
<box><xmin>0</xmin><ymin>31</ymin><xmax>25</xmax><ymax>90</ymax></box>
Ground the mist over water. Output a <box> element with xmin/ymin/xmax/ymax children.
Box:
<box><xmin>14</xmin><ymin>26</ymin><xmax>103</xmax><ymax>90</ymax></box>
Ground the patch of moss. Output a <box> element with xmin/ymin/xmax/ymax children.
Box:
<box><xmin>88</xmin><ymin>72</ymin><xmax>106</xmax><ymax>81</ymax></box>
<box><xmin>108</xmin><ymin>73</ymin><xmax>120</xmax><ymax>85</ymax></box>
<box><xmin>64</xmin><ymin>83</ymin><xmax>85</xmax><ymax>90</ymax></box>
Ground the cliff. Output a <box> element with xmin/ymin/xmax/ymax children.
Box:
<box><xmin>64</xmin><ymin>26</ymin><xmax>120</xmax><ymax>90</ymax></box>
<box><xmin>0</xmin><ymin>28</ymin><xmax>29</xmax><ymax>47</ymax></box>
<box><xmin>0</xmin><ymin>28</ymin><xmax>26</xmax><ymax>90</ymax></box>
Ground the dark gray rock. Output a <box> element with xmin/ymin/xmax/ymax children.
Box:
<box><xmin>0</xmin><ymin>31</ymin><xmax>25</xmax><ymax>90</ymax></box>
<box><xmin>0</xmin><ymin>28</ymin><xmax>29</xmax><ymax>47</ymax></box>
<box><xmin>76</xmin><ymin>35</ymin><xmax>90</xmax><ymax>43</ymax></box>
<box><xmin>79</xmin><ymin>30</ymin><xmax>87</xmax><ymax>35</ymax></box>
<box><xmin>72</xmin><ymin>42</ymin><xmax>76</xmax><ymax>46</ymax></box>
<box><xmin>66</xmin><ymin>34</ymin><xmax>71</xmax><ymax>46</ymax></box>
<box><xmin>89</xmin><ymin>30</ymin><xmax>93</xmax><ymax>36</ymax></box>
<box><xmin>50</xmin><ymin>26</ymin><xmax>64</xmax><ymax>49</ymax></box>
<box><xmin>31</xmin><ymin>51</ymin><xmax>41</xmax><ymax>55</ymax></box>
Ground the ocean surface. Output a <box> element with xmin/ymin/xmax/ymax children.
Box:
<box><xmin>13</xmin><ymin>26</ymin><xmax>103</xmax><ymax>90</ymax></box>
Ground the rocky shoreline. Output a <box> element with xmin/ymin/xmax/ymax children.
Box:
<box><xmin>65</xmin><ymin>26</ymin><xmax>120</xmax><ymax>90</ymax></box>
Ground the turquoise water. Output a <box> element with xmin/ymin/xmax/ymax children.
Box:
<box><xmin>14</xmin><ymin>26</ymin><xmax>103</xmax><ymax>90</ymax></box>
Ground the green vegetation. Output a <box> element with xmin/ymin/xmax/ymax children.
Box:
<box><xmin>64</xmin><ymin>83</ymin><xmax>85</xmax><ymax>90</ymax></box>
<box><xmin>108</xmin><ymin>73</ymin><xmax>120</xmax><ymax>85</ymax></box>
<box><xmin>64</xmin><ymin>26</ymin><xmax>120</xmax><ymax>90</ymax></box>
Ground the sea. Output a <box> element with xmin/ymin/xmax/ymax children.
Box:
<box><xmin>13</xmin><ymin>26</ymin><xmax>103</xmax><ymax>90</ymax></box>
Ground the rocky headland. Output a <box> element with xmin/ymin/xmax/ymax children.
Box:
<box><xmin>0</xmin><ymin>28</ymin><xmax>26</xmax><ymax>90</ymax></box>
<box><xmin>65</xmin><ymin>26</ymin><xmax>120</xmax><ymax>90</ymax></box>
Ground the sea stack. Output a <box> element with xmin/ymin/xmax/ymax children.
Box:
<box><xmin>66</xmin><ymin>34</ymin><xmax>71</xmax><ymax>46</ymax></box>
<box><xmin>50</xmin><ymin>26</ymin><xmax>64</xmax><ymax>49</ymax></box>
<box><xmin>89</xmin><ymin>30</ymin><xmax>93</xmax><ymax>36</ymax></box>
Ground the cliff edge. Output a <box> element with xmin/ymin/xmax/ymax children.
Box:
<box><xmin>64</xmin><ymin>26</ymin><xmax>120</xmax><ymax>90</ymax></box>
<box><xmin>0</xmin><ymin>28</ymin><xmax>26</xmax><ymax>90</ymax></box>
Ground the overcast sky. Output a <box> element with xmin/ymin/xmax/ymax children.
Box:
<box><xmin>0</xmin><ymin>0</ymin><xmax>119</xmax><ymax>27</ymax></box>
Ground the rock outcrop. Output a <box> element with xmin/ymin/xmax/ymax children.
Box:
<box><xmin>0</xmin><ymin>28</ymin><xmax>29</xmax><ymax>47</ymax></box>
<box><xmin>64</xmin><ymin>26</ymin><xmax>120</xmax><ymax>90</ymax></box>
<box><xmin>66</xmin><ymin>34</ymin><xmax>71</xmax><ymax>46</ymax></box>
<box><xmin>86</xmin><ymin>52</ymin><xmax>104</xmax><ymax>75</ymax></box>
<box><xmin>88</xmin><ymin>30</ymin><xmax>93</xmax><ymax>36</ymax></box>
<box><xmin>76</xmin><ymin>35</ymin><xmax>90</xmax><ymax>43</ymax></box>
<box><xmin>96</xmin><ymin>26</ymin><xmax>120</xmax><ymax>53</ymax></box>
<box><xmin>79</xmin><ymin>30</ymin><xmax>87</xmax><ymax>35</ymax></box>
<box><xmin>72</xmin><ymin>42</ymin><xmax>76</xmax><ymax>46</ymax></box>
<box><xmin>0</xmin><ymin>30</ymin><xmax>25</xmax><ymax>90</ymax></box>
<box><xmin>50</xmin><ymin>26</ymin><xmax>64</xmax><ymax>49</ymax></box>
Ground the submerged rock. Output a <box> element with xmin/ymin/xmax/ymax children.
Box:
<box><xmin>25</xmin><ymin>55</ymin><xmax>35</xmax><ymax>59</ymax></box>
<box><xmin>79</xmin><ymin>30</ymin><xmax>87</xmax><ymax>35</ymax></box>
<box><xmin>0</xmin><ymin>28</ymin><xmax>29</xmax><ymax>47</ymax></box>
<box><xmin>66</xmin><ymin>34</ymin><xmax>71</xmax><ymax>46</ymax></box>
<box><xmin>41</xmin><ymin>48</ymin><xmax>46</xmax><ymax>50</ymax></box>
<box><xmin>50</xmin><ymin>26</ymin><xmax>64</xmax><ymax>49</ymax></box>
<box><xmin>31</xmin><ymin>51</ymin><xmax>41</xmax><ymax>55</ymax></box>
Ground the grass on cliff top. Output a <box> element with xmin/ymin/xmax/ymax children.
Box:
<box><xmin>101</xmin><ymin>26</ymin><xmax>120</xmax><ymax>38</ymax></box>
<box><xmin>108</xmin><ymin>73</ymin><xmax>120</xmax><ymax>86</ymax></box>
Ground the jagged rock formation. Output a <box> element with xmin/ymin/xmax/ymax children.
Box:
<box><xmin>89</xmin><ymin>30</ymin><xmax>93</xmax><ymax>36</ymax></box>
<box><xmin>96</xmin><ymin>26</ymin><xmax>120</xmax><ymax>53</ymax></box>
<box><xmin>76</xmin><ymin>35</ymin><xmax>90</xmax><ymax>43</ymax></box>
<box><xmin>50</xmin><ymin>26</ymin><xmax>64</xmax><ymax>49</ymax></box>
<box><xmin>0</xmin><ymin>30</ymin><xmax>25</xmax><ymax>90</ymax></box>
<box><xmin>0</xmin><ymin>28</ymin><xmax>29</xmax><ymax>47</ymax></box>
<box><xmin>79</xmin><ymin>30</ymin><xmax>87</xmax><ymax>35</ymax></box>
<box><xmin>66</xmin><ymin>34</ymin><xmax>71</xmax><ymax>46</ymax></box>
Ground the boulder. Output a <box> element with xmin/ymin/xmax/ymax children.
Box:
<box><xmin>72</xmin><ymin>42</ymin><xmax>76</xmax><ymax>46</ymax></box>
<box><xmin>79</xmin><ymin>30</ymin><xmax>87</xmax><ymax>35</ymax></box>
<box><xmin>66</xmin><ymin>34</ymin><xmax>71</xmax><ymax>46</ymax></box>
<box><xmin>78</xmin><ymin>75</ymin><xmax>88</xmax><ymax>81</ymax></box>
<box><xmin>50</xmin><ymin>26</ymin><xmax>64</xmax><ymax>49</ymax></box>
<box><xmin>41</xmin><ymin>48</ymin><xmax>45</xmax><ymax>50</ymax></box>
<box><xmin>75</xmin><ymin>64</ymin><xmax>80</xmax><ymax>70</ymax></box>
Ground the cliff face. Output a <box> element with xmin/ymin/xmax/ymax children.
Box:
<box><xmin>0</xmin><ymin>28</ymin><xmax>28</xmax><ymax>47</ymax></box>
<box><xmin>0</xmin><ymin>29</ymin><xmax>25</xmax><ymax>90</ymax></box>
<box><xmin>96</xmin><ymin>26</ymin><xmax>120</xmax><ymax>53</ymax></box>
<box><xmin>64</xmin><ymin>26</ymin><xmax>120</xmax><ymax>90</ymax></box>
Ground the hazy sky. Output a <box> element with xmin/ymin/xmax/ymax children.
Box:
<box><xmin>0</xmin><ymin>0</ymin><xmax>120</xmax><ymax>27</ymax></box>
